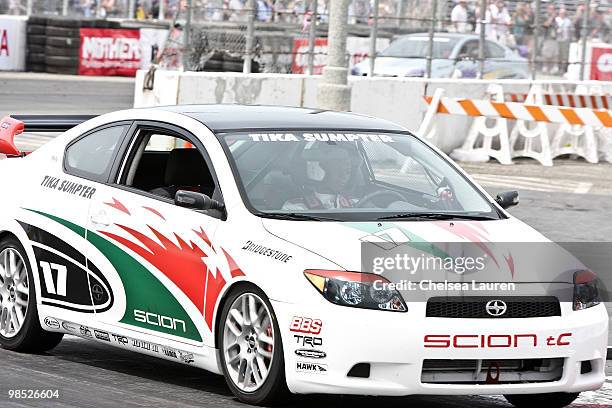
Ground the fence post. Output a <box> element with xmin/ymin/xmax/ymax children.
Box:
<box><xmin>478</xmin><ymin>0</ymin><xmax>486</xmax><ymax>78</ymax></box>
<box><xmin>396</xmin><ymin>0</ymin><xmax>406</xmax><ymax>28</ymax></box>
<box><xmin>530</xmin><ymin>0</ymin><xmax>540</xmax><ymax>79</ymax></box>
<box><xmin>182</xmin><ymin>0</ymin><xmax>193</xmax><ymax>71</ymax></box>
<box><xmin>127</xmin><ymin>0</ymin><xmax>135</xmax><ymax>18</ymax></box>
<box><xmin>158</xmin><ymin>0</ymin><xmax>165</xmax><ymax>20</ymax></box>
<box><xmin>579</xmin><ymin>0</ymin><xmax>591</xmax><ymax>80</ymax></box>
<box><xmin>426</xmin><ymin>0</ymin><xmax>437</xmax><ymax>78</ymax></box>
<box><xmin>315</xmin><ymin>0</ymin><xmax>352</xmax><ymax>110</ymax></box>
<box><xmin>244</xmin><ymin>0</ymin><xmax>256</xmax><ymax>73</ymax></box>
<box><xmin>368</xmin><ymin>0</ymin><xmax>380</xmax><ymax>76</ymax></box>
<box><xmin>307</xmin><ymin>0</ymin><xmax>319</xmax><ymax>75</ymax></box>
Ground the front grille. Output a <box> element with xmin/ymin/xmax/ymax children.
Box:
<box><xmin>421</xmin><ymin>358</ymin><xmax>564</xmax><ymax>384</ymax></box>
<box><xmin>426</xmin><ymin>296</ymin><xmax>561</xmax><ymax>318</ymax></box>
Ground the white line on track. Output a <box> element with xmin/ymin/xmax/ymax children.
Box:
<box><xmin>472</xmin><ymin>174</ymin><xmax>592</xmax><ymax>194</ymax></box>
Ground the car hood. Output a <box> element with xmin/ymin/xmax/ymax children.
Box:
<box><xmin>262</xmin><ymin>218</ymin><xmax>582</xmax><ymax>285</ymax></box>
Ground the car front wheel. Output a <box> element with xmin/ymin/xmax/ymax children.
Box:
<box><xmin>218</xmin><ymin>285</ymin><xmax>288</xmax><ymax>405</ymax></box>
<box><xmin>504</xmin><ymin>392</ymin><xmax>580</xmax><ymax>408</ymax></box>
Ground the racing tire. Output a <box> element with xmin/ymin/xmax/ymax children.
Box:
<box><xmin>27</xmin><ymin>16</ymin><xmax>48</xmax><ymax>25</ymax></box>
<box><xmin>45</xmin><ymin>56</ymin><xmax>79</xmax><ymax>68</ymax></box>
<box><xmin>46</xmin><ymin>18</ymin><xmax>83</xmax><ymax>28</ymax></box>
<box><xmin>203</xmin><ymin>59</ymin><xmax>223</xmax><ymax>71</ymax></box>
<box><xmin>46</xmin><ymin>36</ymin><xmax>79</xmax><ymax>48</ymax></box>
<box><xmin>27</xmin><ymin>35</ymin><xmax>47</xmax><ymax>46</ymax></box>
<box><xmin>45</xmin><ymin>26</ymin><xmax>80</xmax><ymax>38</ymax></box>
<box><xmin>27</xmin><ymin>53</ymin><xmax>46</xmax><ymax>64</ymax></box>
<box><xmin>27</xmin><ymin>63</ymin><xmax>47</xmax><ymax>73</ymax></box>
<box><xmin>45</xmin><ymin>45</ymin><xmax>80</xmax><ymax>57</ymax></box>
<box><xmin>26</xmin><ymin>24</ymin><xmax>46</xmax><ymax>35</ymax></box>
<box><xmin>27</xmin><ymin>44</ymin><xmax>45</xmax><ymax>54</ymax></box>
<box><xmin>504</xmin><ymin>392</ymin><xmax>580</xmax><ymax>408</ymax></box>
<box><xmin>0</xmin><ymin>237</ymin><xmax>63</xmax><ymax>353</ymax></box>
<box><xmin>218</xmin><ymin>285</ymin><xmax>289</xmax><ymax>406</ymax></box>
<box><xmin>46</xmin><ymin>65</ymin><xmax>79</xmax><ymax>75</ymax></box>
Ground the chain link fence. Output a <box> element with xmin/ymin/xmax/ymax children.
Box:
<box><xmin>4</xmin><ymin>0</ymin><xmax>612</xmax><ymax>79</ymax></box>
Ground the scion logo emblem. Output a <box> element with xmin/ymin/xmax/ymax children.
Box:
<box><xmin>91</xmin><ymin>284</ymin><xmax>104</xmax><ymax>301</ymax></box>
<box><xmin>485</xmin><ymin>300</ymin><xmax>507</xmax><ymax>317</ymax></box>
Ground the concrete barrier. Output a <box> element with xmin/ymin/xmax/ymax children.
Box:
<box><xmin>134</xmin><ymin>71</ymin><xmax>612</xmax><ymax>153</ymax></box>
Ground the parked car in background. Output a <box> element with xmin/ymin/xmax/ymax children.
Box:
<box><xmin>351</xmin><ymin>32</ymin><xmax>529</xmax><ymax>79</ymax></box>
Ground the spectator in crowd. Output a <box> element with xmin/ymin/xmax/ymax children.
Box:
<box><xmin>474</xmin><ymin>0</ymin><xmax>494</xmax><ymax>40</ymax></box>
<box><xmin>512</xmin><ymin>2</ymin><xmax>532</xmax><ymax>46</ymax></box>
<box><xmin>255</xmin><ymin>0</ymin><xmax>272</xmax><ymax>21</ymax></box>
<box><xmin>555</xmin><ymin>7</ymin><xmax>572</xmax><ymax>73</ymax></box>
<box><xmin>348</xmin><ymin>0</ymin><xmax>370</xmax><ymax>24</ymax></box>
<box><xmin>490</xmin><ymin>0</ymin><xmax>511</xmax><ymax>45</ymax></box>
<box><xmin>8</xmin><ymin>0</ymin><xmax>21</xmax><ymax>14</ymax></box>
<box><xmin>541</xmin><ymin>3</ymin><xmax>558</xmax><ymax>74</ymax></box>
<box><xmin>590</xmin><ymin>6</ymin><xmax>611</xmax><ymax>41</ymax></box>
<box><xmin>451</xmin><ymin>0</ymin><xmax>469</xmax><ymax>33</ymax></box>
<box><xmin>227</xmin><ymin>0</ymin><xmax>246</xmax><ymax>21</ymax></box>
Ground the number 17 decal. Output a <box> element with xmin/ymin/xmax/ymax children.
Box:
<box><xmin>39</xmin><ymin>261</ymin><xmax>67</xmax><ymax>297</ymax></box>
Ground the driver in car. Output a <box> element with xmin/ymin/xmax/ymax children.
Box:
<box><xmin>282</xmin><ymin>147</ymin><xmax>358</xmax><ymax>210</ymax></box>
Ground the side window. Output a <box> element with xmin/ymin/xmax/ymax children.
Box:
<box><xmin>65</xmin><ymin>125</ymin><xmax>128</xmax><ymax>182</ymax></box>
<box><xmin>119</xmin><ymin>128</ymin><xmax>219</xmax><ymax>202</ymax></box>
<box><xmin>458</xmin><ymin>40</ymin><xmax>479</xmax><ymax>59</ymax></box>
<box><xmin>485</xmin><ymin>41</ymin><xmax>505</xmax><ymax>58</ymax></box>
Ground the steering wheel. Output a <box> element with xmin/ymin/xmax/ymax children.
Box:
<box><xmin>356</xmin><ymin>189</ymin><xmax>407</xmax><ymax>208</ymax></box>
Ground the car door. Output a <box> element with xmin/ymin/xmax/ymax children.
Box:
<box><xmin>484</xmin><ymin>40</ymin><xmax>510</xmax><ymax>78</ymax></box>
<box><xmin>84</xmin><ymin>121</ymin><xmax>227</xmax><ymax>348</ymax></box>
<box><xmin>20</xmin><ymin>122</ymin><xmax>131</xmax><ymax>325</ymax></box>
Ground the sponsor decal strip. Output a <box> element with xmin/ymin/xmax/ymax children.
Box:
<box><xmin>296</xmin><ymin>361</ymin><xmax>328</xmax><ymax>374</ymax></box>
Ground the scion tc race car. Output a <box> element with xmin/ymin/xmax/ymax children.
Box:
<box><xmin>0</xmin><ymin>106</ymin><xmax>607</xmax><ymax>407</ymax></box>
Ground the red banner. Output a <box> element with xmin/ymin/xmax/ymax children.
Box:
<box><xmin>79</xmin><ymin>28</ymin><xmax>141</xmax><ymax>77</ymax></box>
<box><xmin>590</xmin><ymin>46</ymin><xmax>612</xmax><ymax>81</ymax></box>
<box><xmin>291</xmin><ymin>38</ymin><xmax>328</xmax><ymax>74</ymax></box>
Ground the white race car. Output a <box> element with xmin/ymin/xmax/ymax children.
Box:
<box><xmin>0</xmin><ymin>106</ymin><xmax>606</xmax><ymax>407</ymax></box>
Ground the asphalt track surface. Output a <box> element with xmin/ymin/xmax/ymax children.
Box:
<box><xmin>1</xmin><ymin>74</ymin><xmax>611</xmax><ymax>407</ymax></box>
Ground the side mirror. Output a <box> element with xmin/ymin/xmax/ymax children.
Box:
<box><xmin>495</xmin><ymin>191</ymin><xmax>519</xmax><ymax>209</ymax></box>
<box><xmin>175</xmin><ymin>190</ymin><xmax>225</xmax><ymax>212</ymax></box>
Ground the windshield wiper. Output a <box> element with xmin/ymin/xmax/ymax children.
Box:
<box><xmin>260</xmin><ymin>212</ymin><xmax>344</xmax><ymax>222</ymax></box>
<box><xmin>377</xmin><ymin>212</ymin><xmax>498</xmax><ymax>221</ymax></box>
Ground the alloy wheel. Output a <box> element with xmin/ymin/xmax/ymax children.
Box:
<box><xmin>223</xmin><ymin>293</ymin><xmax>274</xmax><ymax>392</ymax></box>
<box><xmin>0</xmin><ymin>248</ymin><xmax>29</xmax><ymax>338</ymax></box>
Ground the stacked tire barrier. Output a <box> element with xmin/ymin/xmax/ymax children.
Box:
<box><xmin>26</xmin><ymin>16</ymin><xmax>47</xmax><ymax>72</ymax></box>
<box><xmin>25</xmin><ymin>17</ymin><xmax>122</xmax><ymax>75</ymax></box>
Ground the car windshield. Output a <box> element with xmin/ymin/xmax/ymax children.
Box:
<box><xmin>379</xmin><ymin>36</ymin><xmax>458</xmax><ymax>59</ymax></box>
<box><xmin>219</xmin><ymin>131</ymin><xmax>500</xmax><ymax>221</ymax></box>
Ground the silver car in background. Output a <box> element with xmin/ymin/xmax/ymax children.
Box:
<box><xmin>352</xmin><ymin>32</ymin><xmax>529</xmax><ymax>79</ymax></box>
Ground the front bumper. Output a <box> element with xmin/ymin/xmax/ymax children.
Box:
<box><xmin>273</xmin><ymin>300</ymin><xmax>608</xmax><ymax>396</ymax></box>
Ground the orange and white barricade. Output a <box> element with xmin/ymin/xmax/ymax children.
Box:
<box><xmin>421</xmin><ymin>86</ymin><xmax>612</xmax><ymax>166</ymax></box>
<box><xmin>550</xmin><ymin>85</ymin><xmax>600</xmax><ymax>164</ymax></box>
<box><xmin>449</xmin><ymin>84</ymin><xmax>512</xmax><ymax>165</ymax></box>
<box><xmin>505</xmin><ymin>91</ymin><xmax>611</xmax><ymax>110</ymax></box>
<box><xmin>509</xmin><ymin>85</ymin><xmax>553</xmax><ymax>166</ymax></box>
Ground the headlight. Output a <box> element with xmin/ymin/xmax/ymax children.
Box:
<box><xmin>573</xmin><ymin>270</ymin><xmax>601</xmax><ymax>310</ymax></box>
<box><xmin>304</xmin><ymin>269</ymin><xmax>407</xmax><ymax>312</ymax></box>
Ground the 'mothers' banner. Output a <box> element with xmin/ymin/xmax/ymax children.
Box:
<box><xmin>79</xmin><ymin>28</ymin><xmax>141</xmax><ymax>76</ymax></box>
